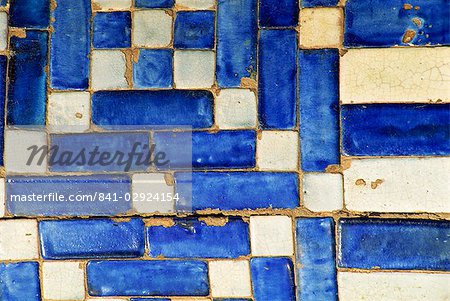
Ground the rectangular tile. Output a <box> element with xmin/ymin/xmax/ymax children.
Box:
<box><xmin>50</xmin><ymin>0</ymin><xmax>90</xmax><ymax>89</ymax></box>
<box><xmin>216</xmin><ymin>0</ymin><xmax>257</xmax><ymax>87</ymax></box>
<box><xmin>0</xmin><ymin>55</ymin><xmax>5</xmax><ymax>166</ymax></box>
<box><xmin>259</xmin><ymin>0</ymin><xmax>298</xmax><ymax>27</ymax></box>
<box><xmin>299</xmin><ymin>49</ymin><xmax>340</xmax><ymax>171</ymax></box>
<box><xmin>341</xmin><ymin>104</ymin><xmax>450</xmax><ymax>156</ymax></box>
<box><xmin>340</xmin><ymin>48</ymin><xmax>450</xmax><ymax>103</ymax></box>
<box><xmin>0</xmin><ymin>262</ymin><xmax>41</xmax><ymax>301</ymax></box>
<box><xmin>344</xmin><ymin>157</ymin><xmax>450</xmax><ymax>213</ymax></box>
<box><xmin>147</xmin><ymin>217</ymin><xmax>250</xmax><ymax>258</ymax></box>
<box><xmin>9</xmin><ymin>0</ymin><xmax>49</xmax><ymax>28</ymax></box>
<box><xmin>7</xmin><ymin>31</ymin><xmax>47</xmax><ymax>125</ymax></box>
<box><xmin>296</xmin><ymin>218</ymin><xmax>337</xmax><ymax>301</ymax></box>
<box><xmin>258</xmin><ymin>29</ymin><xmax>297</xmax><ymax>129</ymax></box>
<box><xmin>39</xmin><ymin>218</ymin><xmax>145</xmax><ymax>259</ymax></box>
<box><xmin>175</xmin><ymin>172</ymin><xmax>299</xmax><ymax>211</ymax></box>
<box><xmin>6</xmin><ymin>175</ymin><xmax>131</xmax><ymax>216</ymax></box>
<box><xmin>338</xmin><ymin>219</ymin><xmax>450</xmax><ymax>271</ymax></box>
<box><xmin>338</xmin><ymin>272</ymin><xmax>450</xmax><ymax>301</ymax></box>
<box><xmin>92</xmin><ymin>90</ymin><xmax>213</xmax><ymax>129</ymax></box>
<box><xmin>87</xmin><ymin>260</ymin><xmax>209</xmax><ymax>296</ymax></box>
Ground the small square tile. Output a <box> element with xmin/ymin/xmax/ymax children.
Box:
<box><xmin>174</xmin><ymin>11</ymin><xmax>215</xmax><ymax>49</ymax></box>
<box><xmin>135</xmin><ymin>0</ymin><xmax>174</xmax><ymax>8</ymax></box>
<box><xmin>133</xmin><ymin>49</ymin><xmax>173</xmax><ymax>88</ymax></box>
<box><xmin>48</xmin><ymin>92</ymin><xmax>90</xmax><ymax>133</ymax></box>
<box><xmin>5</xmin><ymin>130</ymin><xmax>47</xmax><ymax>173</ymax></box>
<box><xmin>174</xmin><ymin>50</ymin><xmax>215</xmax><ymax>88</ymax></box>
<box><xmin>250</xmin><ymin>216</ymin><xmax>294</xmax><ymax>256</ymax></box>
<box><xmin>93</xmin><ymin>0</ymin><xmax>131</xmax><ymax>9</ymax></box>
<box><xmin>215</xmin><ymin>89</ymin><xmax>257</xmax><ymax>129</ymax></box>
<box><xmin>43</xmin><ymin>261</ymin><xmax>85</xmax><ymax>300</ymax></box>
<box><xmin>303</xmin><ymin>173</ymin><xmax>343</xmax><ymax>211</ymax></box>
<box><xmin>132</xmin><ymin>173</ymin><xmax>175</xmax><ymax>213</ymax></box>
<box><xmin>93</xmin><ymin>11</ymin><xmax>131</xmax><ymax>48</ymax></box>
<box><xmin>0</xmin><ymin>12</ymin><xmax>6</xmax><ymax>51</ymax></box>
<box><xmin>176</xmin><ymin>0</ymin><xmax>214</xmax><ymax>9</ymax></box>
<box><xmin>133</xmin><ymin>10</ymin><xmax>172</xmax><ymax>47</ymax></box>
<box><xmin>209</xmin><ymin>260</ymin><xmax>252</xmax><ymax>297</ymax></box>
<box><xmin>299</xmin><ymin>8</ymin><xmax>343</xmax><ymax>48</ymax></box>
<box><xmin>259</xmin><ymin>0</ymin><xmax>299</xmax><ymax>27</ymax></box>
<box><xmin>91</xmin><ymin>50</ymin><xmax>128</xmax><ymax>90</ymax></box>
<box><xmin>0</xmin><ymin>220</ymin><xmax>39</xmax><ymax>260</ymax></box>
<box><xmin>257</xmin><ymin>131</ymin><xmax>299</xmax><ymax>171</ymax></box>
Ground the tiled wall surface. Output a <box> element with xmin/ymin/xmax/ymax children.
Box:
<box><xmin>0</xmin><ymin>0</ymin><xmax>449</xmax><ymax>300</ymax></box>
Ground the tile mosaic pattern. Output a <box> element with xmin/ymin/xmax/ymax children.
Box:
<box><xmin>0</xmin><ymin>0</ymin><xmax>449</xmax><ymax>300</ymax></box>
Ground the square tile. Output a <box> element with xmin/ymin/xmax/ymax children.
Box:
<box><xmin>93</xmin><ymin>11</ymin><xmax>131</xmax><ymax>48</ymax></box>
<box><xmin>93</xmin><ymin>0</ymin><xmax>131</xmax><ymax>9</ymax></box>
<box><xmin>132</xmin><ymin>173</ymin><xmax>175</xmax><ymax>213</ymax></box>
<box><xmin>43</xmin><ymin>261</ymin><xmax>85</xmax><ymax>300</ymax></box>
<box><xmin>174</xmin><ymin>11</ymin><xmax>215</xmax><ymax>49</ymax></box>
<box><xmin>257</xmin><ymin>131</ymin><xmax>299</xmax><ymax>171</ymax></box>
<box><xmin>209</xmin><ymin>260</ymin><xmax>252</xmax><ymax>297</ymax></box>
<box><xmin>91</xmin><ymin>50</ymin><xmax>128</xmax><ymax>90</ymax></box>
<box><xmin>0</xmin><ymin>219</ymin><xmax>39</xmax><ymax>260</ymax></box>
<box><xmin>133</xmin><ymin>10</ymin><xmax>172</xmax><ymax>47</ymax></box>
<box><xmin>250</xmin><ymin>216</ymin><xmax>294</xmax><ymax>256</ymax></box>
<box><xmin>133</xmin><ymin>49</ymin><xmax>173</xmax><ymax>88</ymax></box>
<box><xmin>299</xmin><ymin>8</ymin><xmax>343</xmax><ymax>48</ymax></box>
<box><xmin>303</xmin><ymin>173</ymin><xmax>343</xmax><ymax>211</ymax></box>
<box><xmin>48</xmin><ymin>91</ymin><xmax>90</xmax><ymax>133</ymax></box>
<box><xmin>215</xmin><ymin>89</ymin><xmax>257</xmax><ymax>129</ymax></box>
<box><xmin>174</xmin><ymin>50</ymin><xmax>215</xmax><ymax>88</ymax></box>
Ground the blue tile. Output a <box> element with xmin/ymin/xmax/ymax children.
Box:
<box><xmin>39</xmin><ymin>218</ymin><xmax>145</xmax><ymax>259</ymax></box>
<box><xmin>345</xmin><ymin>0</ymin><xmax>450</xmax><ymax>47</ymax></box>
<box><xmin>154</xmin><ymin>130</ymin><xmax>256</xmax><ymax>169</ymax></box>
<box><xmin>50</xmin><ymin>0</ymin><xmax>90</xmax><ymax>90</ymax></box>
<box><xmin>6</xmin><ymin>175</ymin><xmax>131</xmax><ymax>216</ymax></box>
<box><xmin>0</xmin><ymin>262</ymin><xmax>41</xmax><ymax>301</ymax></box>
<box><xmin>341</xmin><ymin>104</ymin><xmax>450</xmax><ymax>156</ymax></box>
<box><xmin>301</xmin><ymin>0</ymin><xmax>338</xmax><ymax>7</ymax></box>
<box><xmin>92</xmin><ymin>90</ymin><xmax>214</xmax><ymax>129</ymax></box>
<box><xmin>259</xmin><ymin>0</ymin><xmax>298</xmax><ymax>27</ymax></box>
<box><xmin>250</xmin><ymin>258</ymin><xmax>296</xmax><ymax>301</ymax></box>
<box><xmin>50</xmin><ymin>133</ymin><xmax>150</xmax><ymax>172</ymax></box>
<box><xmin>214</xmin><ymin>299</ymin><xmax>253</xmax><ymax>301</ymax></box>
<box><xmin>147</xmin><ymin>218</ymin><xmax>250</xmax><ymax>258</ymax></box>
<box><xmin>299</xmin><ymin>49</ymin><xmax>339</xmax><ymax>171</ymax></box>
<box><xmin>339</xmin><ymin>219</ymin><xmax>450</xmax><ymax>271</ymax></box>
<box><xmin>175</xmin><ymin>172</ymin><xmax>299</xmax><ymax>211</ymax></box>
<box><xmin>259</xmin><ymin>29</ymin><xmax>297</xmax><ymax>129</ymax></box>
<box><xmin>135</xmin><ymin>0</ymin><xmax>174</xmax><ymax>8</ymax></box>
<box><xmin>174</xmin><ymin>11</ymin><xmax>215</xmax><ymax>49</ymax></box>
<box><xmin>7</xmin><ymin>31</ymin><xmax>47</xmax><ymax>125</ymax></box>
<box><xmin>0</xmin><ymin>0</ymin><xmax>6</xmax><ymax>6</ymax></box>
<box><xmin>296</xmin><ymin>218</ymin><xmax>337</xmax><ymax>301</ymax></box>
<box><xmin>9</xmin><ymin>0</ymin><xmax>49</xmax><ymax>28</ymax></box>
<box><xmin>217</xmin><ymin>0</ymin><xmax>257</xmax><ymax>87</ymax></box>
<box><xmin>133</xmin><ymin>49</ymin><xmax>173</xmax><ymax>88</ymax></box>
<box><xmin>93</xmin><ymin>12</ymin><xmax>131</xmax><ymax>48</ymax></box>
<box><xmin>0</xmin><ymin>56</ymin><xmax>6</xmax><ymax>166</ymax></box>
<box><xmin>131</xmin><ymin>299</ymin><xmax>170</xmax><ymax>301</ymax></box>
<box><xmin>87</xmin><ymin>260</ymin><xmax>209</xmax><ymax>296</ymax></box>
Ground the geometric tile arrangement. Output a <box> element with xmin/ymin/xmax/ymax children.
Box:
<box><xmin>0</xmin><ymin>0</ymin><xmax>449</xmax><ymax>300</ymax></box>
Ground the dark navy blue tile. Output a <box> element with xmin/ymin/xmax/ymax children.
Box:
<box><xmin>341</xmin><ymin>104</ymin><xmax>450</xmax><ymax>156</ymax></box>
<box><xmin>0</xmin><ymin>0</ymin><xmax>6</xmax><ymax>6</ymax></box>
<box><xmin>0</xmin><ymin>56</ymin><xmax>6</xmax><ymax>166</ymax></box>
<box><xmin>9</xmin><ymin>0</ymin><xmax>49</xmax><ymax>28</ymax></box>
<box><xmin>154</xmin><ymin>130</ymin><xmax>256</xmax><ymax>169</ymax></box>
<box><xmin>345</xmin><ymin>0</ymin><xmax>450</xmax><ymax>47</ymax></box>
<box><xmin>147</xmin><ymin>218</ymin><xmax>250</xmax><ymax>258</ymax></box>
<box><xmin>0</xmin><ymin>262</ymin><xmax>41</xmax><ymax>301</ymax></box>
<box><xmin>175</xmin><ymin>172</ymin><xmax>299</xmax><ymax>211</ymax></box>
<box><xmin>250</xmin><ymin>257</ymin><xmax>296</xmax><ymax>301</ymax></box>
<box><xmin>50</xmin><ymin>0</ymin><xmax>90</xmax><ymax>90</ymax></box>
<box><xmin>339</xmin><ymin>219</ymin><xmax>450</xmax><ymax>271</ymax></box>
<box><xmin>50</xmin><ymin>133</ymin><xmax>150</xmax><ymax>172</ymax></box>
<box><xmin>259</xmin><ymin>29</ymin><xmax>297</xmax><ymax>129</ymax></box>
<box><xmin>92</xmin><ymin>90</ymin><xmax>214</xmax><ymax>129</ymax></box>
<box><xmin>6</xmin><ymin>175</ymin><xmax>131</xmax><ymax>216</ymax></box>
<box><xmin>217</xmin><ymin>0</ymin><xmax>257</xmax><ymax>87</ymax></box>
<box><xmin>301</xmin><ymin>0</ymin><xmax>338</xmax><ymax>7</ymax></box>
<box><xmin>133</xmin><ymin>49</ymin><xmax>173</xmax><ymax>88</ymax></box>
<box><xmin>7</xmin><ymin>31</ymin><xmax>47</xmax><ymax>125</ymax></box>
<box><xmin>135</xmin><ymin>0</ymin><xmax>174</xmax><ymax>8</ymax></box>
<box><xmin>93</xmin><ymin>12</ymin><xmax>131</xmax><ymax>49</ymax></box>
<box><xmin>174</xmin><ymin>11</ymin><xmax>215</xmax><ymax>49</ymax></box>
<box><xmin>87</xmin><ymin>260</ymin><xmax>209</xmax><ymax>296</ymax></box>
<box><xmin>296</xmin><ymin>218</ymin><xmax>337</xmax><ymax>301</ymax></box>
<box><xmin>299</xmin><ymin>49</ymin><xmax>339</xmax><ymax>171</ymax></box>
<box><xmin>39</xmin><ymin>218</ymin><xmax>145</xmax><ymax>259</ymax></box>
<box><xmin>259</xmin><ymin>0</ymin><xmax>298</xmax><ymax>27</ymax></box>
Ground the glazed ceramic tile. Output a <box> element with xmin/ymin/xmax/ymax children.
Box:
<box><xmin>42</xmin><ymin>261</ymin><xmax>85</xmax><ymax>300</ymax></box>
<box><xmin>299</xmin><ymin>8</ymin><xmax>343</xmax><ymax>48</ymax></box>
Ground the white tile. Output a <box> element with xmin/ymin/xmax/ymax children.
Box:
<box><xmin>341</xmin><ymin>47</ymin><xmax>450</xmax><ymax>103</ymax></box>
<box><xmin>257</xmin><ymin>131</ymin><xmax>298</xmax><ymax>171</ymax></box>
<box><xmin>344</xmin><ymin>157</ymin><xmax>450</xmax><ymax>213</ymax></box>
<box><xmin>250</xmin><ymin>216</ymin><xmax>293</xmax><ymax>256</ymax></box>
<box><xmin>43</xmin><ymin>261</ymin><xmax>85</xmax><ymax>300</ymax></box>
<box><xmin>215</xmin><ymin>89</ymin><xmax>257</xmax><ymax>129</ymax></box>
<box><xmin>0</xmin><ymin>178</ymin><xmax>4</xmax><ymax>217</ymax></box>
<box><xmin>176</xmin><ymin>0</ymin><xmax>215</xmax><ymax>9</ymax></box>
<box><xmin>0</xmin><ymin>12</ymin><xmax>7</xmax><ymax>51</ymax></box>
<box><xmin>93</xmin><ymin>0</ymin><xmax>131</xmax><ymax>9</ymax></box>
<box><xmin>92</xmin><ymin>50</ymin><xmax>128</xmax><ymax>90</ymax></box>
<box><xmin>0</xmin><ymin>220</ymin><xmax>38</xmax><ymax>260</ymax></box>
<box><xmin>48</xmin><ymin>92</ymin><xmax>90</xmax><ymax>133</ymax></box>
<box><xmin>174</xmin><ymin>50</ymin><xmax>215</xmax><ymax>88</ymax></box>
<box><xmin>132</xmin><ymin>173</ymin><xmax>175</xmax><ymax>213</ymax></box>
<box><xmin>303</xmin><ymin>173</ymin><xmax>343</xmax><ymax>212</ymax></box>
<box><xmin>338</xmin><ymin>272</ymin><xmax>450</xmax><ymax>301</ymax></box>
<box><xmin>5</xmin><ymin>129</ymin><xmax>47</xmax><ymax>173</ymax></box>
<box><xmin>133</xmin><ymin>10</ymin><xmax>172</xmax><ymax>47</ymax></box>
<box><xmin>299</xmin><ymin>8</ymin><xmax>343</xmax><ymax>48</ymax></box>
<box><xmin>209</xmin><ymin>260</ymin><xmax>252</xmax><ymax>298</ymax></box>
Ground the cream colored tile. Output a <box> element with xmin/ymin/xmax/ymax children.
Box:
<box><xmin>0</xmin><ymin>12</ymin><xmax>7</xmax><ymax>51</ymax></box>
<box><xmin>209</xmin><ymin>260</ymin><xmax>252</xmax><ymax>298</ymax></box>
<box><xmin>250</xmin><ymin>216</ymin><xmax>294</xmax><ymax>256</ymax></box>
<box><xmin>303</xmin><ymin>173</ymin><xmax>343</xmax><ymax>212</ymax></box>
<box><xmin>48</xmin><ymin>92</ymin><xmax>90</xmax><ymax>133</ymax></box>
<box><xmin>91</xmin><ymin>50</ymin><xmax>128</xmax><ymax>90</ymax></box>
<box><xmin>0</xmin><ymin>179</ymin><xmax>4</xmax><ymax>217</ymax></box>
<box><xmin>0</xmin><ymin>220</ymin><xmax>38</xmax><ymax>260</ymax></box>
<box><xmin>43</xmin><ymin>261</ymin><xmax>85</xmax><ymax>300</ymax></box>
<box><xmin>176</xmin><ymin>0</ymin><xmax>215</xmax><ymax>9</ymax></box>
<box><xmin>133</xmin><ymin>10</ymin><xmax>172</xmax><ymax>47</ymax></box>
<box><xmin>299</xmin><ymin>8</ymin><xmax>343</xmax><ymax>48</ymax></box>
<box><xmin>5</xmin><ymin>129</ymin><xmax>47</xmax><ymax>173</ymax></box>
<box><xmin>257</xmin><ymin>131</ymin><xmax>298</xmax><ymax>171</ymax></box>
<box><xmin>215</xmin><ymin>89</ymin><xmax>257</xmax><ymax>129</ymax></box>
<box><xmin>174</xmin><ymin>50</ymin><xmax>215</xmax><ymax>88</ymax></box>
<box><xmin>93</xmin><ymin>0</ymin><xmax>131</xmax><ymax>9</ymax></box>
<box><xmin>132</xmin><ymin>173</ymin><xmax>175</xmax><ymax>213</ymax></box>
